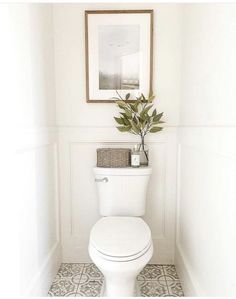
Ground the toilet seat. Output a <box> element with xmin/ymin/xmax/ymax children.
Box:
<box><xmin>89</xmin><ymin>216</ymin><xmax>152</xmax><ymax>262</ymax></box>
<box><xmin>89</xmin><ymin>239</ymin><xmax>152</xmax><ymax>262</ymax></box>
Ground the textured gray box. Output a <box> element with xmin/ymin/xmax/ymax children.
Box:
<box><xmin>97</xmin><ymin>148</ymin><xmax>131</xmax><ymax>168</ymax></box>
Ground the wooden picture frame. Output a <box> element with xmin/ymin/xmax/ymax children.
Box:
<box><xmin>85</xmin><ymin>10</ymin><xmax>153</xmax><ymax>103</ymax></box>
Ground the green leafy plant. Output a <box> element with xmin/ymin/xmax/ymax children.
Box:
<box><xmin>113</xmin><ymin>92</ymin><xmax>164</xmax><ymax>162</ymax></box>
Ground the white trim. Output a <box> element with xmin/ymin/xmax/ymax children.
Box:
<box><xmin>19</xmin><ymin>127</ymin><xmax>62</xmax><ymax>296</ymax></box>
<box><xmin>54</xmin><ymin>141</ymin><xmax>61</xmax><ymax>244</ymax></box>
<box><xmin>175</xmin><ymin>243</ymin><xmax>205</xmax><ymax>297</ymax></box>
<box><xmin>25</xmin><ymin>241</ymin><xmax>61</xmax><ymax>297</ymax></box>
<box><xmin>175</xmin><ymin>141</ymin><xmax>199</xmax><ymax>297</ymax></box>
<box><xmin>16</xmin><ymin>127</ymin><xmax>58</xmax><ymax>152</ymax></box>
<box><xmin>175</xmin><ymin>142</ymin><xmax>181</xmax><ymax>245</ymax></box>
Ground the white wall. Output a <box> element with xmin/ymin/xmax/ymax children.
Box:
<box><xmin>176</xmin><ymin>4</ymin><xmax>236</xmax><ymax>296</ymax></box>
<box><xmin>7</xmin><ymin>4</ymin><xmax>61</xmax><ymax>296</ymax></box>
<box><xmin>53</xmin><ymin>3</ymin><xmax>182</xmax><ymax>263</ymax></box>
<box><xmin>54</xmin><ymin>3</ymin><xmax>182</xmax><ymax>127</ymax></box>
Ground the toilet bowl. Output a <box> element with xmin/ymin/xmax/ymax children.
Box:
<box><xmin>90</xmin><ymin>167</ymin><xmax>153</xmax><ymax>296</ymax></box>
<box><xmin>89</xmin><ymin>216</ymin><xmax>153</xmax><ymax>297</ymax></box>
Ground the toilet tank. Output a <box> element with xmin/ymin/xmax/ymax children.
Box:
<box><xmin>93</xmin><ymin>167</ymin><xmax>152</xmax><ymax>216</ymax></box>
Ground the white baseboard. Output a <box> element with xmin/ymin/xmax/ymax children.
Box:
<box><xmin>175</xmin><ymin>243</ymin><xmax>203</xmax><ymax>297</ymax></box>
<box><xmin>25</xmin><ymin>241</ymin><xmax>61</xmax><ymax>297</ymax></box>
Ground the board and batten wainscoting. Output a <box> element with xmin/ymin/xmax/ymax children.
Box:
<box><xmin>18</xmin><ymin>127</ymin><xmax>61</xmax><ymax>295</ymax></box>
<box><xmin>13</xmin><ymin>4</ymin><xmax>61</xmax><ymax>296</ymax></box>
<box><xmin>58</xmin><ymin>126</ymin><xmax>178</xmax><ymax>264</ymax></box>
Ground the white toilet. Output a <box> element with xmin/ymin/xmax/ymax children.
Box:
<box><xmin>89</xmin><ymin>167</ymin><xmax>153</xmax><ymax>297</ymax></box>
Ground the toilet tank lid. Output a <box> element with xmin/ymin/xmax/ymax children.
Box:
<box><xmin>93</xmin><ymin>166</ymin><xmax>152</xmax><ymax>176</ymax></box>
<box><xmin>90</xmin><ymin>217</ymin><xmax>152</xmax><ymax>258</ymax></box>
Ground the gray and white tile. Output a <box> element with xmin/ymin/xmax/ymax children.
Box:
<box><xmin>57</xmin><ymin>263</ymin><xmax>84</xmax><ymax>279</ymax></box>
<box><xmin>48</xmin><ymin>278</ymin><xmax>78</xmax><ymax>297</ymax></box>
<box><xmin>48</xmin><ymin>263</ymin><xmax>184</xmax><ymax>297</ymax></box>
<box><xmin>167</xmin><ymin>281</ymin><xmax>185</xmax><ymax>297</ymax></box>
<box><xmin>138</xmin><ymin>280</ymin><xmax>169</xmax><ymax>297</ymax></box>
<box><xmin>83</xmin><ymin>263</ymin><xmax>103</xmax><ymax>280</ymax></box>
<box><xmin>76</xmin><ymin>278</ymin><xmax>103</xmax><ymax>297</ymax></box>
<box><xmin>137</xmin><ymin>264</ymin><xmax>165</xmax><ymax>281</ymax></box>
<box><xmin>163</xmin><ymin>265</ymin><xmax>180</xmax><ymax>281</ymax></box>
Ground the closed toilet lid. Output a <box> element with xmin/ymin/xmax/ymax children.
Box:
<box><xmin>90</xmin><ymin>217</ymin><xmax>152</xmax><ymax>258</ymax></box>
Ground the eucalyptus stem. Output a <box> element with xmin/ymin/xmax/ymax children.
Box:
<box><xmin>114</xmin><ymin>91</ymin><xmax>164</xmax><ymax>164</ymax></box>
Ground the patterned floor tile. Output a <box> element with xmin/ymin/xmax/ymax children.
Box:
<box><xmin>138</xmin><ymin>280</ymin><xmax>169</xmax><ymax>297</ymax></box>
<box><xmin>76</xmin><ymin>265</ymin><xmax>104</xmax><ymax>297</ymax></box>
<box><xmin>58</xmin><ymin>263</ymin><xmax>84</xmax><ymax>278</ymax></box>
<box><xmin>77</xmin><ymin>274</ymin><xmax>91</xmax><ymax>285</ymax></box>
<box><xmin>137</xmin><ymin>264</ymin><xmax>165</xmax><ymax>281</ymax></box>
<box><xmin>167</xmin><ymin>281</ymin><xmax>184</xmax><ymax>297</ymax></box>
<box><xmin>83</xmin><ymin>263</ymin><xmax>103</xmax><ymax>280</ymax></box>
<box><xmin>48</xmin><ymin>263</ymin><xmax>184</xmax><ymax>297</ymax></box>
<box><xmin>48</xmin><ymin>278</ymin><xmax>78</xmax><ymax>296</ymax></box>
<box><xmin>76</xmin><ymin>279</ymin><xmax>103</xmax><ymax>297</ymax></box>
<box><xmin>163</xmin><ymin>265</ymin><xmax>180</xmax><ymax>281</ymax></box>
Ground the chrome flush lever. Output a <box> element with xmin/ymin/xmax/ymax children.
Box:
<box><xmin>95</xmin><ymin>177</ymin><xmax>108</xmax><ymax>183</ymax></box>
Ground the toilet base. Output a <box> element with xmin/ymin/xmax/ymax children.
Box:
<box><xmin>100</xmin><ymin>280</ymin><xmax>141</xmax><ymax>297</ymax></box>
<box><xmin>89</xmin><ymin>243</ymin><xmax>153</xmax><ymax>297</ymax></box>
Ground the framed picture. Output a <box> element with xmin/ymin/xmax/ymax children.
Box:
<box><xmin>85</xmin><ymin>10</ymin><xmax>153</xmax><ymax>103</ymax></box>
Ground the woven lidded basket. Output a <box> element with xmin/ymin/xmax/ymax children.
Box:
<box><xmin>97</xmin><ymin>148</ymin><xmax>131</xmax><ymax>168</ymax></box>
